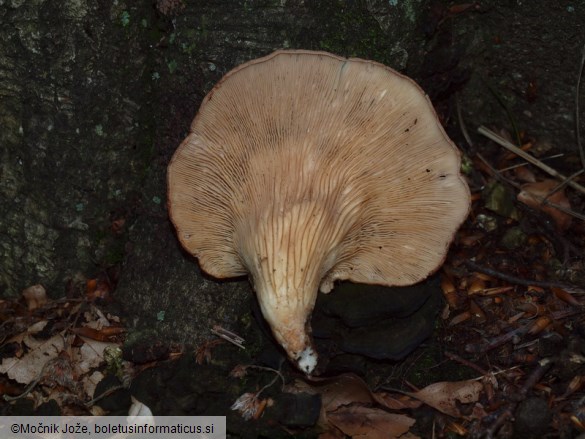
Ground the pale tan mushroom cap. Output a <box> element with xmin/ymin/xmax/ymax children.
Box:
<box><xmin>168</xmin><ymin>50</ymin><xmax>470</xmax><ymax>372</ymax></box>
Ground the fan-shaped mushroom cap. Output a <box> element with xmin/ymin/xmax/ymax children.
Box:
<box><xmin>168</xmin><ymin>50</ymin><xmax>470</xmax><ymax>374</ymax></box>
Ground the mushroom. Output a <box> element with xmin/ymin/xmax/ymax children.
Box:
<box><xmin>167</xmin><ymin>50</ymin><xmax>470</xmax><ymax>374</ymax></box>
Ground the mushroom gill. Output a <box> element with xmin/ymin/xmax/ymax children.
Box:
<box><xmin>167</xmin><ymin>50</ymin><xmax>471</xmax><ymax>374</ymax></box>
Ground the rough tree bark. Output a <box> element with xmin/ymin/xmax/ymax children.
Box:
<box><xmin>0</xmin><ymin>0</ymin><xmax>429</xmax><ymax>346</ymax></box>
<box><xmin>1</xmin><ymin>0</ymin><xmax>583</xmax><ymax>347</ymax></box>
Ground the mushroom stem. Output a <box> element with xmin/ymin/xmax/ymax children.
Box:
<box><xmin>239</xmin><ymin>200</ymin><xmax>345</xmax><ymax>373</ymax></box>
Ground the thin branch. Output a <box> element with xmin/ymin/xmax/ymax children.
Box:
<box><xmin>476</xmin><ymin>152</ymin><xmax>521</xmax><ymax>189</ymax></box>
<box><xmin>531</xmin><ymin>192</ymin><xmax>585</xmax><ymax>222</ymax></box>
<box><xmin>478</xmin><ymin>125</ymin><xmax>585</xmax><ymax>195</ymax></box>
<box><xmin>477</xmin><ymin>152</ymin><xmax>585</xmax><ymax>221</ymax></box>
<box><xmin>211</xmin><ymin>325</ymin><xmax>245</xmax><ymax>349</ymax></box>
<box><xmin>576</xmin><ymin>40</ymin><xmax>585</xmax><ymax>170</ymax></box>
<box><xmin>498</xmin><ymin>153</ymin><xmax>564</xmax><ymax>172</ymax></box>
<box><xmin>483</xmin><ymin>79</ymin><xmax>522</xmax><ymax>146</ymax></box>
<box><xmin>484</xmin><ymin>358</ymin><xmax>555</xmax><ymax>438</ymax></box>
<box><xmin>456</xmin><ymin>93</ymin><xmax>474</xmax><ymax>148</ymax></box>
<box><xmin>444</xmin><ymin>351</ymin><xmax>489</xmax><ymax>375</ymax></box>
<box><xmin>465</xmin><ymin>259</ymin><xmax>585</xmax><ymax>294</ymax></box>
<box><xmin>541</xmin><ymin>169</ymin><xmax>584</xmax><ymax>204</ymax></box>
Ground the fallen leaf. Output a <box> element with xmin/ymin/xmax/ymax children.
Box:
<box><xmin>0</xmin><ymin>333</ymin><xmax>65</xmax><ymax>384</ymax></box>
<box><xmin>327</xmin><ymin>405</ymin><xmax>415</xmax><ymax>439</ymax></box>
<box><xmin>517</xmin><ymin>179</ymin><xmax>572</xmax><ymax>230</ymax></box>
<box><xmin>288</xmin><ymin>374</ymin><xmax>375</xmax><ymax>411</ymax></box>
<box><xmin>406</xmin><ymin>379</ymin><xmax>484</xmax><ymax>418</ymax></box>
<box><xmin>72</xmin><ymin>326</ymin><xmax>125</xmax><ymax>342</ymax></box>
<box><xmin>319</xmin><ymin>374</ymin><xmax>376</xmax><ymax>412</ymax></box>
<box><xmin>289</xmin><ymin>374</ymin><xmax>417</xmax><ymax>437</ymax></box>
<box><xmin>372</xmin><ymin>392</ymin><xmax>422</xmax><ymax>410</ymax></box>
<box><xmin>513</xmin><ymin>164</ymin><xmax>536</xmax><ymax>182</ymax></box>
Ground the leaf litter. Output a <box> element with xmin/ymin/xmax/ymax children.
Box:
<box><xmin>1</xmin><ymin>115</ymin><xmax>584</xmax><ymax>438</ymax></box>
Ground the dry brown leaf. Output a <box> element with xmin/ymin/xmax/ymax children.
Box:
<box><xmin>513</xmin><ymin>165</ymin><xmax>536</xmax><ymax>183</ymax></box>
<box><xmin>318</xmin><ymin>430</ymin><xmax>346</xmax><ymax>439</ymax></box>
<box><xmin>0</xmin><ymin>333</ymin><xmax>65</xmax><ymax>384</ymax></box>
<box><xmin>72</xmin><ymin>326</ymin><xmax>125</xmax><ymax>341</ymax></box>
<box><xmin>406</xmin><ymin>379</ymin><xmax>484</xmax><ymax>418</ymax></box>
<box><xmin>517</xmin><ymin>179</ymin><xmax>572</xmax><ymax>230</ymax></box>
<box><xmin>289</xmin><ymin>374</ymin><xmax>376</xmax><ymax>411</ymax></box>
<box><xmin>372</xmin><ymin>392</ymin><xmax>422</xmax><ymax>410</ymax></box>
<box><xmin>319</xmin><ymin>374</ymin><xmax>376</xmax><ymax>412</ymax></box>
<box><xmin>288</xmin><ymin>374</ymin><xmax>419</xmax><ymax>436</ymax></box>
<box><xmin>327</xmin><ymin>405</ymin><xmax>415</xmax><ymax>439</ymax></box>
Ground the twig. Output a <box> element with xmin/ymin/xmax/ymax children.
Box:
<box><xmin>478</xmin><ymin>125</ymin><xmax>585</xmax><ymax>195</ymax></box>
<box><xmin>484</xmin><ymin>358</ymin><xmax>555</xmax><ymax>439</ymax></box>
<box><xmin>465</xmin><ymin>323</ymin><xmax>531</xmax><ymax>354</ymax></box>
<box><xmin>3</xmin><ymin>376</ymin><xmax>41</xmax><ymax>402</ymax></box>
<box><xmin>483</xmin><ymin>79</ymin><xmax>522</xmax><ymax>146</ymax></box>
<box><xmin>498</xmin><ymin>153</ymin><xmax>564</xmax><ymax>172</ymax></box>
<box><xmin>444</xmin><ymin>351</ymin><xmax>489</xmax><ymax>375</ymax></box>
<box><xmin>464</xmin><ymin>259</ymin><xmax>585</xmax><ymax>294</ymax></box>
<box><xmin>525</xmin><ymin>191</ymin><xmax>585</xmax><ymax>222</ymax></box>
<box><xmin>477</xmin><ymin>150</ymin><xmax>585</xmax><ymax>221</ymax></box>
<box><xmin>251</xmin><ymin>365</ymin><xmax>286</xmax><ymax>394</ymax></box>
<box><xmin>541</xmin><ymin>169</ymin><xmax>585</xmax><ymax>203</ymax></box>
<box><xmin>456</xmin><ymin>94</ymin><xmax>474</xmax><ymax>148</ymax></box>
<box><xmin>84</xmin><ymin>384</ymin><xmax>127</xmax><ymax>407</ymax></box>
<box><xmin>211</xmin><ymin>325</ymin><xmax>245</xmax><ymax>349</ymax></box>
<box><xmin>576</xmin><ymin>40</ymin><xmax>585</xmax><ymax>170</ymax></box>
<box><xmin>476</xmin><ymin>152</ymin><xmax>521</xmax><ymax>188</ymax></box>
<box><xmin>455</xmin><ymin>97</ymin><xmax>583</xmax><ymax>218</ymax></box>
